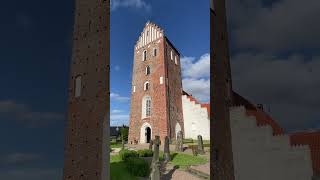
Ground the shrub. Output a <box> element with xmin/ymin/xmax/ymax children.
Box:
<box><xmin>120</xmin><ymin>127</ymin><xmax>129</xmax><ymax>142</ymax></box>
<box><xmin>119</xmin><ymin>149</ymin><xmax>138</xmax><ymax>161</ymax></box>
<box><xmin>126</xmin><ymin>157</ymin><xmax>150</xmax><ymax>177</ymax></box>
<box><xmin>137</xmin><ymin>149</ymin><xmax>153</xmax><ymax>157</ymax></box>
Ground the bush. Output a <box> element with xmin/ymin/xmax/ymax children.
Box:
<box><xmin>120</xmin><ymin>127</ymin><xmax>129</xmax><ymax>142</ymax></box>
<box><xmin>126</xmin><ymin>157</ymin><xmax>150</xmax><ymax>177</ymax></box>
<box><xmin>119</xmin><ymin>149</ymin><xmax>138</xmax><ymax>161</ymax></box>
<box><xmin>137</xmin><ymin>149</ymin><xmax>153</xmax><ymax>157</ymax></box>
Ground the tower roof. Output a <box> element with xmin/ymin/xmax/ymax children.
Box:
<box><xmin>135</xmin><ymin>21</ymin><xmax>164</xmax><ymax>50</ymax></box>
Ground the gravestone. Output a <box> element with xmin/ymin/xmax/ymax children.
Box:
<box><xmin>121</xmin><ymin>134</ymin><xmax>125</xmax><ymax>150</ymax></box>
<box><xmin>197</xmin><ymin>135</ymin><xmax>205</xmax><ymax>154</ymax></box>
<box><xmin>175</xmin><ymin>131</ymin><xmax>183</xmax><ymax>152</ymax></box>
<box><xmin>149</xmin><ymin>139</ymin><xmax>153</xmax><ymax>150</ymax></box>
<box><xmin>150</xmin><ymin>136</ymin><xmax>160</xmax><ymax>180</ymax></box>
<box><xmin>164</xmin><ymin>136</ymin><xmax>171</xmax><ymax>162</ymax></box>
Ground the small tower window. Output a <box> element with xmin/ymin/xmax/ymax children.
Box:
<box><xmin>175</xmin><ymin>56</ymin><xmax>178</xmax><ymax>64</ymax></box>
<box><xmin>170</xmin><ymin>50</ymin><xmax>173</xmax><ymax>60</ymax></box>
<box><xmin>142</xmin><ymin>96</ymin><xmax>151</xmax><ymax>118</ymax></box>
<box><xmin>75</xmin><ymin>75</ymin><xmax>82</xmax><ymax>97</ymax></box>
<box><xmin>144</xmin><ymin>81</ymin><xmax>150</xmax><ymax>91</ymax></box>
<box><xmin>153</xmin><ymin>48</ymin><xmax>157</xmax><ymax>56</ymax></box>
<box><xmin>146</xmin><ymin>99</ymin><xmax>151</xmax><ymax>116</ymax></box>
<box><xmin>146</xmin><ymin>66</ymin><xmax>150</xmax><ymax>75</ymax></box>
<box><xmin>133</xmin><ymin>86</ymin><xmax>136</xmax><ymax>93</ymax></box>
<box><xmin>143</xmin><ymin>50</ymin><xmax>147</xmax><ymax>61</ymax></box>
<box><xmin>160</xmin><ymin>76</ymin><xmax>163</xmax><ymax>84</ymax></box>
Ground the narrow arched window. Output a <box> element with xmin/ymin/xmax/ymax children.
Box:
<box><xmin>146</xmin><ymin>99</ymin><xmax>151</xmax><ymax>116</ymax></box>
<box><xmin>75</xmin><ymin>75</ymin><xmax>82</xmax><ymax>97</ymax></box>
<box><xmin>145</xmin><ymin>66</ymin><xmax>150</xmax><ymax>75</ymax></box>
<box><xmin>153</xmin><ymin>48</ymin><xmax>157</xmax><ymax>56</ymax></box>
<box><xmin>142</xmin><ymin>96</ymin><xmax>152</xmax><ymax>118</ymax></box>
<box><xmin>144</xmin><ymin>81</ymin><xmax>150</xmax><ymax>91</ymax></box>
<box><xmin>170</xmin><ymin>50</ymin><xmax>173</xmax><ymax>60</ymax></box>
<box><xmin>143</xmin><ymin>50</ymin><xmax>147</xmax><ymax>61</ymax></box>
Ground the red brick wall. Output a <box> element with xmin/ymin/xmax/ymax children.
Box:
<box><xmin>63</xmin><ymin>0</ymin><xmax>109</xmax><ymax>180</ymax></box>
<box><xmin>128</xmin><ymin>23</ymin><xmax>184</xmax><ymax>144</ymax></box>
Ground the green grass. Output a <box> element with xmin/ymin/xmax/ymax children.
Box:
<box><xmin>170</xmin><ymin>153</ymin><xmax>207</xmax><ymax>168</ymax></box>
<box><xmin>159</xmin><ymin>151</ymin><xmax>208</xmax><ymax>168</ymax></box>
<box><xmin>111</xmin><ymin>142</ymin><xmax>123</xmax><ymax>148</ymax></box>
<box><xmin>110</xmin><ymin>155</ymin><xmax>138</xmax><ymax>180</ymax></box>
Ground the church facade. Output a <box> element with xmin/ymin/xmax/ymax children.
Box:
<box><xmin>128</xmin><ymin>22</ymin><xmax>185</xmax><ymax>144</ymax></box>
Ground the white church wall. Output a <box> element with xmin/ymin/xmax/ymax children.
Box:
<box><xmin>182</xmin><ymin>95</ymin><xmax>210</xmax><ymax>140</ymax></box>
<box><xmin>230</xmin><ymin>106</ymin><xmax>313</xmax><ymax>180</ymax></box>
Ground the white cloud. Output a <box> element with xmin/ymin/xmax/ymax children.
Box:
<box><xmin>111</xmin><ymin>0</ymin><xmax>151</xmax><ymax>12</ymax></box>
<box><xmin>182</xmin><ymin>78</ymin><xmax>210</xmax><ymax>103</ymax></box>
<box><xmin>110</xmin><ymin>113</ymin><xmax>129</xmax><ymax>126</ymax></box>
<box><xmin>110</xmin><ymin>93</ymin><xmax>130</xmax><ymax>103</ymax></box>
<box><xmin>231</xmin><ymin>53</ymin><xmax>320</xmax><ymax>131</ymax></box>
<box><xmin>181</xmin><ymin>53</ymin><xmax>210</xmax><ymax>103</ymax></box>
<box><xmin>181</xmin><ymin>53</ymin><xmax>210</xmax><ymax>79</ymax></box>
<box><xmin>0</xmin><ymin>100</ymin><xmax>64</xmax><ymax>127</ymax></box>
<box><xmin>111</xmin><ymin>109</ymin><xmax>123</xmax><ymax>113</ymax></box>
<box><xmin>227</xmin><ymin>0</ymin><xmax>320</xmax><ymax>52</ymax></box>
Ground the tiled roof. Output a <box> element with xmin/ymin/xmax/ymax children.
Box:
<box><xmin>290</xmin><ymin>131</ymin><xmax>320</xmax><ymax>175</ymax></box>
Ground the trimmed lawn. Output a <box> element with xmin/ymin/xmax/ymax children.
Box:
<box><xmin>159</xmin><ymin>151</ymin><xmax>207</xmax><ymax>168</ymax></box>
<box><xmin>170</xmin><ymin>153</ymin><xmax>207</xmax><ymax>168</ymax></box>
<box><xmin>110</xmin><ymin>155</ymin><xmax>138</xmax><ymax>180</ymax></box>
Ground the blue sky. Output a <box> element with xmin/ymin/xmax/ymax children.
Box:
<box><xmin>110</xmin><ymin>0</ymin><xmax>210</xmax><ymax>127</ymax></box>
<box><xmin>0</xmin><ymin>0</ymin><xmax>319</xmax><ymax>179</ymax></box>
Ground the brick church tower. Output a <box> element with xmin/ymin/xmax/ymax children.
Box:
<box><xmin>128</xmin><ymin>22</ymin><xmax>184</xmax><ymax>144</ymax></box>
<box><xmin>63</xmin><ymin>0</ymin><xmax>109</xmax><ymax>180</ymax></box>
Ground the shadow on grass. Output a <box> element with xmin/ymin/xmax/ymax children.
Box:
<box><xmin>170</xmin><ymin>153</ymin><xmax>178</xmax><ymax>160</ymax></box>
<box><xmin>161</xmin><ymin>165</ymin><xmax>179</xmax><ymax>180</ymax></box>
<box><xmin>110</xmin><ymin>162</ymin><xmax>138</xmax><ymax>180</ymax></box>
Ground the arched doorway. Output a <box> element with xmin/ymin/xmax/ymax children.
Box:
<box><xmin>140</xmin><ymin>122</ymin><xmax>152</xmax><ymax>143</ymax></box>
<box><xmin>145</xmin><ymin>127</ymin><xmax>151</xmax><ymax>143</ymax></box>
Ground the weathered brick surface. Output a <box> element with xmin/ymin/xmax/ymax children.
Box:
<box><xmin>63</xmin><ymin>0</ymin><xmax>110</xmax><ymax>180</ymax></box>
<box><xmin>128</xmin><ymin>23</ymin><xmax>184</xmax><ymax>144</ymax></box>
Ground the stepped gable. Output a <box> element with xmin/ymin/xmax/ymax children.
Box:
<box><xmin>290</xmin><ymin>131</ymin><xmax>320</xmax><ymax>176</ymax></box>
<box><xmin>232</xmin><ymin>91</ymin><xmax>285</xmax><ymax>135</ymax></box>
<box><xmin>232</xmin><ymin>91</ymin><xmax>320</xmax><ymax>176</ymax></box>
<box><xmin>182</xmin><ymin>90</ymin><xmax>210</xmax><ymax>117</ymax></box>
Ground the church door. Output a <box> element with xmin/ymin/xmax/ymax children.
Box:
<box><xmin>145</xmin><ymin>127</ymin><xmax>151</xmax><ymax>143</ymax></box>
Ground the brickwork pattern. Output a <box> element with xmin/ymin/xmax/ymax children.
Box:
<box><xmin>128</xmin><ymin>23</ymin><xmax>184</xmax><ymax>144</ymax></box>
<box><xmin>63</xmin><ymin>0</ymin><xmax>110</xmax><ymax>180</ymax></box>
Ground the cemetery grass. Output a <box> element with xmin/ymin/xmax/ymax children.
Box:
<box><xmin>159</xmin><ymin>151</ymin><xmax>208</xmax><ymax>169</ymax></box>
<box><xmin>110</xmin><ymin>154</ymin><xmax>138</xmax><ymax>180</ymax></box>
<box><xmin>110</xmin><ymin>141</ymin><xmax>122</xmax><ymax>148</ymax></box>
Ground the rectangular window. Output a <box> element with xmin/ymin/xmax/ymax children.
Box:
<box><xmin>153</xmin><ymin>48</ymin><xmax>157</xmax><ymax>56</ymax></box>
<box><xmin>170</xmin><ymin>50</ymin><xmax>173</xmax><ymax>60</ymax></box>
<box><xmin>133</xmin><ymin>86</ymin><xmax>136</xmax><ymax>93</ymax></box>
<box><xmin>160</xmin><ymin>76</ymin><xmax>163</xmax><ymax>84</ymax></box>
<box><xmin>175</xmin><ymin>56</ymin><xmax>178</xmax><ymax>64</ymax></box>
<box><xmin>75</xmin><ymin>76</ymin><xmax>82</xmax><ymax>97</ymax></box>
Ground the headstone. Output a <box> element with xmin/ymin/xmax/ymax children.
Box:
<box><xmin>191</xmin><ymin>145</ymin><xmax>198</xmax><ymax>156</ymax></box>
<box><xmin>164</xmin><ymin>136</ymin><xmax>170</xmax><ymax>162</ymax></box>
<box><xmin>197</xmin><ymin>135</ymin><xmax>205</xmax><ymax>154</ymax></box>
<box><xmin>175</xmin><ymin>131</ymin><xmax>183</xmax><ymax>152</ymax></box>
<box><xmin>149</xmin><ymin>139</ymin><xmax>153</xmax><ymax>150</ymax></box>
<box><xmin>150</xmin><ymin>136</ymin><xmax>161</xmax><ymax>180</ymax></box>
